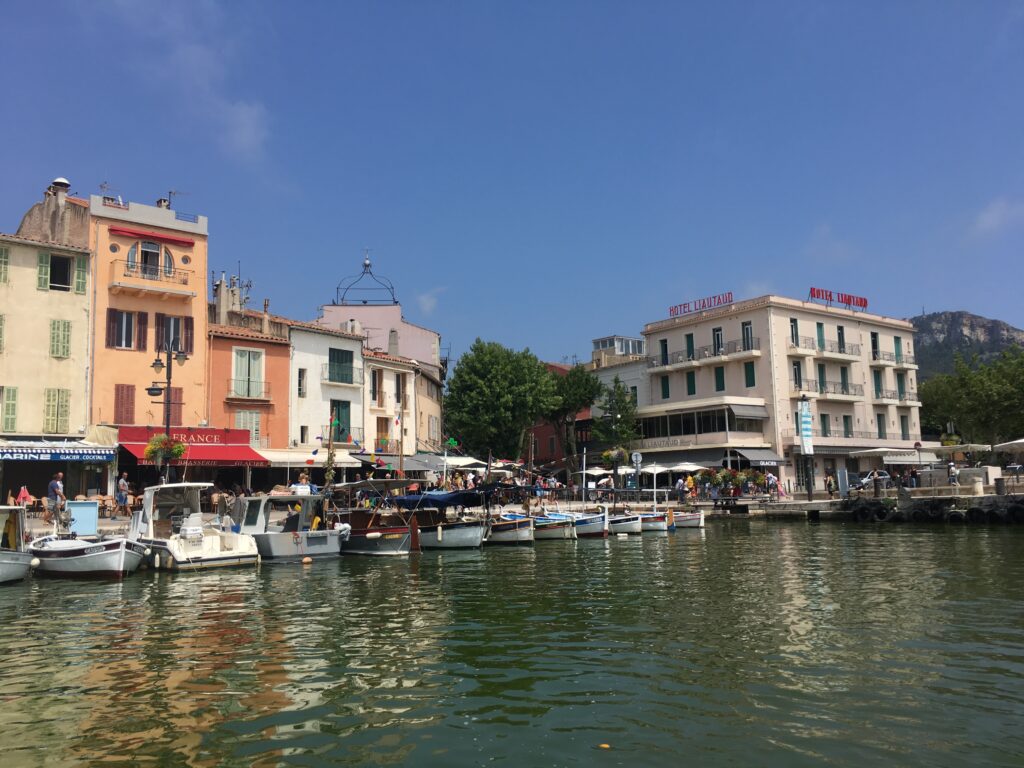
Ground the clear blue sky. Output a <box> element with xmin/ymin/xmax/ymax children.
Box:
<box><xmin>3</xmin><ymin>2</ymin><xmax>1022</xmax><ymax>364</ymax></box>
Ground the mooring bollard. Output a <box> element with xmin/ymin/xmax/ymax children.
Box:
<box><xmin>873</xmin><ymin>478</ymin><xmax>882</xmax><ymax>498</ymax></box>
<box><xmin>995</xmin><ymin>478</ymin><xmax>1007</xmax><ymax>496</ymax></box>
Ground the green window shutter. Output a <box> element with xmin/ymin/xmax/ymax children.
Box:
<box><xmin>74</xmin><ymin>255</ymin><xmax>88</xmax><ymax>294</ymax></box>
<box><xmin>686</xmin><ymin>370</ymin><xmax>696</xmax><ymax>396</ymax></box>
<box><xmin>43</xmin><ymin>389</ymin><xmax>57</xmax><ymax>432</ymax></box>
<box><xmin>2</xmin><ymin>387</ymin><xmax>17</xmax><ymax>432</ymax></box>
<box><xmin>660</xmin><ymin>375</ymin><xmax>670</xmax><ymax>399</ymax></box>
<box><xmin>744</xmin><ymin>361</ymin><xmax>756</xmax><ymax>388</ymax></box>
<box><xmin>714</xmin><ymin>366</ymin><xmax>725</xmax><ymax>392</ymax></box>
<box><xmin>57</xmin><ymin>390</ymin><xmax>71</xmax><ymax>433</ymax></box>
<box><xmin>37</xmin><ymin>252</ymin><xmax>50</xmax><ymax>291</ymax></box>
<box><xmin>62</xmin><ymin>321</ymin><xmax>71</xmax><ymax>358</ymax></box>
<box><xmin>49</xmin><ymin>320</ymin><xmax>59</xmax><ymax>357</ymax></box>
<box><xmin>0</xmin><ymin>315</ymin><xmax>4</xmax><ymax>353</ymax></box>
<box><xmin>49</xmin><ymin>320</ymin><xmax>71</xmax><ymax>358</ymax></box>
<box><xmin>0</xmin><ymin>247</ymin><xmax>8</xmax><ymax>283</ymax></box>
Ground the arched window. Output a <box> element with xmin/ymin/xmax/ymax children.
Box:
<box><xmin>126</xmin><ymin>243</ymin><xmax>137</xmax><ymax>272</ymax></box>
<box><xmin>141</xmin><ymin>241</ymin><xmax>160</xmax><ymax>279</ymax></box>
<box><xmin>163</xmin><ymin>247</ymin><xmax>174</xmax><ymax>276</ymax></box>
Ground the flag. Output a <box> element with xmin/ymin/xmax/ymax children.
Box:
<box><xmin>312</xmin><ymin>449</ymin><xmax>319</xmax><ymax>456</ymax></box>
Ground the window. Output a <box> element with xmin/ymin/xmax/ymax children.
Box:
<box><xmin>37</xmin><ymin>253</ymin><xmax>76</xmax><ymax>292</ymax></box>
<box><xmin>140</xmin><ymin>241</ymin><xmax>161</xmax><ymax>278</ymax></box>
<box><xmin>297</xmin><ymin>368</ymin><xmax>307</xmax><ymax>398</ymax></box>
<box><xmin>840</xmin><ymin>366</ymin><xmax>849</xmax><ymax>393</ymax></box>
<box><xmin>843</xmin><ymin>415</ymin><xmax>853</xmax><ymax>438</ymax></box>
<box><xmin>873</xmin><ymin>369</ymin><xmax>883</xmax><ymax>398</ymax></box>
<box><xmin>300</xmin><ymin>425</ymin><xmax>309</xmax><ymax>444</ymax></box>
<box><xmin>714</xmin><ymin>366</ymin><xmax>725</xmax><ymax>392</ymax></box>
<box><xmin>169</xmin><ymin>387</ymin><xmax>183</xmax><ymax>426</ymax></box>
<box><xmin>395</xmin><ymin>372</ymin><xmax>405</xmax><ymax>408</ymax></box>
<box><xmin>155</xmin><ymin>313</ymin><xmax>194</xmax><ymax>354</ymax></box>
<box><xmin>328</xmin><ymin>348</ymin><xmax>354</xmax><ymax>383</ymax></box>
<box><xmin>870</xmin><ymin>331</ymin><xmax>880</xmax><ymax>358</ymax></box>
<box><xmin>820</xmin><ymin>413</ymin><xmax>831</xmax><ymax>437</ymax></box>
<box><xmin>685</xmin><ymin>333</ymin><xmax>694</xmax><ymax>360</ymax></box>
<box><xmin>330</xmin><ymin>399</ymin><xmax>351</xmax><ymax>442</ymax></box>
<box><xmin>114</xmin><ymin>384</ymin><xmax>135</xmax><ymax>425</ymax></box>
<box><xmin>49</xmin><ymin>320</ymin><xmax>71</xmax><ymax>359</ymax></box>
<box><xmin>235</xmin><ymin>410</ymin><xmax>261</xmax><ymax>446</ymax></box>
<box><xmin>371</xmin><ymin>369</ymin><xmax>384</xmax><ymax>407</ymax></box>
<box><xmin>837</xmin><ymin>325</ymin><xmax>846</xmax><ymax>353</ymax></box>
<box><xmin>790</xmin><ymin>318</ymin><xmax>799</xmax><ymax>346</ymax></box>
<box><xmin>894</xmin><ymin>336</ymin><xmax>903</xmax><ymax>363</ymax></box>
<box><xmin>428</xmin><ymin>414</ymin><xmax>441</xmax><ymax>443</ymax></box>
<box><xmin>43</xmin><ymin>389</ymin><xmax>70</xmax><ymax>433</ymax></box>
<box><xmin>659</xmin><ymin>339</ymin><xmax>668</xmax><ymax>365</ymax></box>
<box><xmin>163</xmin><ymin>247</ymin><xmax>175</xmax><ymax>277</ymax></box>
<box><xmin>0</xmin><ymin>315</ymin><xmax>4</xmax><ymax>353</ymax></box>
<box><xmin>741</xmin><ymin>321</ymin><xmax>753</xmax><ymax>351</ymax></box>
<box><xmin>817</xmin><ymin>363</ymin><xmax>826</xmax><ymax>394</ymax></box>
<box><xmin>896</xmin><ymin>372</ymin><xmax>906</xmax><ymax>399</ymax></box>
<box><xmin>876</xmin><ymin>413</ymin><xmax>886</xmax><ymax>439</ymax></box>
<box><xmin>105</xmin><ymin>309</ymin><xmax>147</xmax><ymax>350</ymax></box>
<box><xmin>630</xmin><ymin>386</ymin><xmax>638</xmax><ymax>404</ymax></box>
<box><xmin>816</xmin><ymin>322</ymin><xmax>825</xmax><ymax>350</ymax></box>
<box><xmin>686</xmin><ymin>370</ymin><xmax>696</xmax><ymax>396</ymax></box>
<box><xmin>376</xmin><ymin>416</ymin><xmax>390</xmax><ymax>444</ymax></box>
<box><xmin>233</xmin><ymin>348</ymin><xmax>264</xmax><ymax>397</ymax></box>
<box><xmin>2</xmin><ymin>387</ymin><xmax>16</xmax><ymax>432</ymax></box>
<box><xmin>712</xmin><ymin>327</ymin><xmax>723</xmax><ymax>355</ymax></box>
<box><xmin>900</xmin><ymin>415</ymin><xmax>910</xmax><ymax>440</ymax></box>
<box><xmin>744</xmin><ymin>361</ymin><xmax>755</xmax><ymax>388</ymax></box>
<box><xmin>0</xmin><ymin>247</ymin><xmax>8</xmax><ymax>283</ymax></box>
<box><xmin>792</xmin><ymin>360</ymin><xmax>803</xmax><ymax>388</ymax></box>
<box><xmin>548</xmin><ymin>436</ymin><xmax>556</xmax><ymax>455</ymax></box>
<box><xmin>660</xmin><ymin>375</ymin><xmax>670</xmax><ymax>399</ymax></box>
<box><xmin>74</xmin><ymin>255</ymin><xmax>87</xmax><ymax>293</ymax></box>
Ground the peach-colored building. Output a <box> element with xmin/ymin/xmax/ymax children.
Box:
<box><xmin>87</xmin><ymin>195</ymin><xmax>209</xmax><ymax>431</ymax></box>
<box><xmin>207</xmin><ymin>278</ymin><xmax>291</xmax><ymax>449</ymax></box>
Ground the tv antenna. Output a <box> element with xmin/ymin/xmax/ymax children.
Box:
<box><xmin>98</xmin><ymin>181</ymin><xmax>118</xmax><ymax>195</ymax></box>
<box><xmin>168</xmin><ymin>189</ymin><xmax>189</xmax><ymax>207</ymax></box>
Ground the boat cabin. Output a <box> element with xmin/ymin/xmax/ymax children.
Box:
<box><xmin>136</xmin><ymin>483</ymin><xmax>213</xmax><ymax>538</ymax></box>
<box><xmin>0</xmin><ymin>506</ymin><xmax>28</xmax><ymax>552</ymax></box>
<box><xmin>239</xmin><ymin>494</ymin><xmax>331</xmax><ymax>535</ymax></box>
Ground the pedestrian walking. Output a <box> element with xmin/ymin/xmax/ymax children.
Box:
<box><xmin>116</xmin><ymin>472</ymin><xmax>130</xmax><ymax>517</ymax></box>
<box><xmin>948</xmin><ymin>462</ymin><xmax>960</xmax><ymax>486</ymax></box>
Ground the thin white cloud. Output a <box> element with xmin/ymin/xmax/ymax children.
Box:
<box><xmin>92</xmin><ymin>1</ymin><xmax>269</xmax><ymax>161</ymax></box>
<box><xmin>417</xmin><ymin>288</ymin><xmax>445</xmax><ymax>316</ymax></box>
<box><xmin>802</xmin><ymin>224</ymin><xmax>858</xmax><ymax>265</ymax></box>
<box><xmin>972</xmin><ymin>198</ymin><xmax>1024</xmax><ymax>237</ymax></box>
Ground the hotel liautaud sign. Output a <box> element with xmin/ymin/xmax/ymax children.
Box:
<box><xmin>667</xmin><ymin>291</ymin><xmax>734</xmax><ymax>318</ymax></box>
<box><xmin>808</xmin><ymin>287</ymin><xmax>868</xmax><ymax>310</ymax></box>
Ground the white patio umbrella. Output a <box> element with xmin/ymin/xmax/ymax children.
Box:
<box><xmin>994</xmin><ymin>438</ymin><xmax>1024</xmax><ymax>454</ymax></box>
<box><xmin>641</xmin><ymin>463</ymin><xmax>672</xmax><ymax>512</ymax></box>
<box><xmin>932</xmin><ymin>444</ymin><xmax>991</xmax><ymax>455</ymax></box>
<box><xmin>669</xmin><ymin>462</ymin><xmax>705</xmax><ymax>473</ymax></box>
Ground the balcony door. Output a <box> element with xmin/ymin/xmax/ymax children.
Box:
<box><xmin>330</xmin><ymin>399</ymin><xmax>350</xmax><ymax>443</ymax></box>
<box><xmin>233</xmin><ymin>348</ymin><xmax>264</xmax><ymax>398</ymax></box>
<box><xmin>328</xmin><ymin>348</ymin><xmax>353</xmax><ymax>384</ymax></box>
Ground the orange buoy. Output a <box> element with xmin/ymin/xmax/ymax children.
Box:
<box><xmin>598</xmin><ymin>744</ymin><xmax>610</xmax><ymax>749</ymax></box>
<box><xmin>302</xmin><ymin>556</ymin><xmax>313</xmax><ymax>564</ymax></box>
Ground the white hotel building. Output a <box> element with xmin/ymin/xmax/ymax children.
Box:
<box><xmin>592</xmin><ymin>293</ymin><xmax>931</xmax><ymax>491</ymax></box>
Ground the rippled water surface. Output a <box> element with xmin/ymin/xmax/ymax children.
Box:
<box><xmin>2</xmin><ymin>521</ymin><xmax>1023</xmax><ymax>767</ymax></box>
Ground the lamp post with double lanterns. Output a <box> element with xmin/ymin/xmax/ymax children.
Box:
<box><xmin>147</xmin><ymin>343</ymin><xmax>189</xmax><ymax>481</ymax></box>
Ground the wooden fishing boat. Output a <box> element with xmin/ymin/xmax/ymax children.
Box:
<box><xmin>29</xmin><ymin>500</ymin><xmax>146</xmax><ymax>579</ymax></box>
<box><xmin>639</xmin><ymin>511</ymin><xmax>671</xmax><ymax>532</ymax></box>
<box><xmin>333</xmin><ymin>479</ymin><xmax>420</xmax><ymax>556</ymax></box>
<box><xmin>608</xmin><ymin>513</ymin><xmax>643</xmax><ymax>535</ymax></box>
<box><xmin>238</xmin><ymin>493</ymin><xmax>350</xmax><ymax>561</ymax></box>
<box><xmin>485</xmin><ymin>515</ymin><xmax>534</xmax><ymax>545</ymax></box>
<box><xmin>674</xmin><ymin>510</ymin><xmax>705</xmax><ymax>528</ymax></box>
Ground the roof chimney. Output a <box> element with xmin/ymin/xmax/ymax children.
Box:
<box><xmin>156</xmin><ymin>198</ymin><xmax>170</xmax><ymax>209</ymax></box>
<box><xmin>262</xmin><ymin>299</ymin><xmax>270</xmax><ymax>334</ymax></box>
<box><xmin>49</xmin><ymin>177</ymin><xmax>70</xmax><ymax>207</ymax></box>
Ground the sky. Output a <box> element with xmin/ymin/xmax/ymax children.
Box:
<box><xmin>2</xmin><ymin>1</ymin><xmax>1023</xmax><ymax>366</ymax></box>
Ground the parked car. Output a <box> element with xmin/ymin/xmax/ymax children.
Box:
<box><xmin>851</xmin><ymin>470</ymin><xmax>891</xmax><ymax>490</ymax></box>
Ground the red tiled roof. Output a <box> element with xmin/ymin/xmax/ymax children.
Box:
<box><xmin>208</xmin><ymin>323</ymin><xmax>290</xmax><ymax>344</ymax></box>
<box><xmin>67</xmin><ymin>197</ymin><xmax>89</xmax><ymax>208</ymax></box>
<box><xmin>0</xmin><ymin>232</ymin><xmax>90</xmax><ymax>253</ymax></box>
<box><xmin>363</xmin><ymin>348</ymin><xmax>416</xmax><ymax>365</ymax></box>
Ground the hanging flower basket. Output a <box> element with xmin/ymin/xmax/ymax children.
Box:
<box><xmin>144</xmin><ymin>434</ymin><xmax>187</xmax><ymax>465</ymax></box>
<box><xmin>601</xmin><ymin>447</ymin><xmax>628</xmax><ymax>467</ymax></box>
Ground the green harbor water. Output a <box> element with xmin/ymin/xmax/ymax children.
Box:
<box><xmin>1</xmin><ymin>521</ymin><xmax>1023</xmax><ymax>767</ymax></box>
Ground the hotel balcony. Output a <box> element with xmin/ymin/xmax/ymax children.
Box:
<box><xmin>787</xmin><ymin>336</ymin><xmax>818</xmax><ymax>355</ymax></box>
<box><xmin>781</xmin><ymin>428</ymin><xmax>922</xmax><ymax>446</ymax></box>
<box><xmin>869</xmin><ymin>350</ymin><xmax>898</xmax><ymax>367</ymax></box>
<box><xmin>648</xmin><ymin>337</ymin><xmax>761</xmax><ymax>371</ymax></box>
<box><xmin>320</xmin><ymin>364</ymin><xmax>364</xmax><ymax>386</ymax></box>
<box><xmin>225</xmin><ymin>378</ymin><xmax>271</xmax><ymax>402</ymax></box>
<box><xmin>108</xmin><ymin>259</ymin><xmax>196</xmax><ymax>299</ymax></box>
<box><xmin>814</xmin><ymin>339</ymin><xmax>862</xmax><ymax>360</ymax></box>
<box><xmin>816</xmin><ymin>381</ymin><xmax>864</xmax><ymax>401</ymax></box>
<box><xmin>894</xmin><ymin>354</ymin><xmax>918</xmax><ymax>370</ymax></box>
<box><xmin>790</xmin><ymin>379</ymin><xmax>820</xmax><ymax>398</ymax></box>
<box><xmin>871</xmin><ymin>388</ymin><xmax>901</xmax><ymax>404</ymax></box>
<box><xmin>637</xmin><ymin>431</ymin><xmax>767</xmax><ymax>453</ymax></box>
<box><xmin>320</xmin><ymin>425</ymin><xmax>365</xmax><ymax>445</ymax></box>
<box><xmin>898</xmin><ymin>390</ymin><xmax>921</xmax><ymax>405</ymax></box>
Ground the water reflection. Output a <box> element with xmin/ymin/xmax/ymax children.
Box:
<box><xmin>0</xmin><ymin>526</ymin><xmax>1021</xmax><ymax>766</ymax></box>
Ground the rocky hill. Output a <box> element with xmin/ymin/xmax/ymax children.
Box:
<box><xmin>910</xmin><ymin>312</ymin><xmax>1024</xmax><ymax>380</ymax></box>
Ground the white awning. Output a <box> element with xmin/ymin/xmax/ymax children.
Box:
<box><xmin>257</xmin><ymin>448</ymin><xmax>360</xmax><ymax>468</ymax></box>
<box><xmin>730</xmin><ymin>404</ymin><xmax>770</xmax><ymax>419</ymax></box>
<box><xmin>883</xmin><ymin>451</ymin><xmax>939</xmax><ymax>465</ymax></box>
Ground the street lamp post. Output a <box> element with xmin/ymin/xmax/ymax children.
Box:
<box><xmin>147</xmin><ymin>343</ymin><xmax>189</xmax><ymax>481</ymax></box>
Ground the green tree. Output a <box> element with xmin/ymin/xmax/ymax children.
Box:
<box><xmin>543</xmin><ymin>365</ymin><xmax>603</xmax><ymax>479</ymax></box>
<box><xmin>591</xmin><ymin>376</ymin><xmax>640</xmax><ymax>486</ymax></box>
<box><xmin>444</xmin><ymin>339</ymin><xmax>560</xmax><ymax>460</ymax></box>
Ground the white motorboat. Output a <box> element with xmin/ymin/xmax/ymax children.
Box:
<box><xmin>418</xmin><ymin>517</ymin><xmax>487</xmax><ymax>549</ymax></box>
<box><xmin>239</xmin><ymin>493</ymin><xmax>350</xmax><ymax>560</ymax></box>
<box><xmin>486</xmin><ymin>515</ymin><xmax>534</xmax><ymax>545</ymax></box>
<box><xmin>609</xmin><ymin>513</ymin><xmax>643</xmax><ymax>535</ymax></box>
<box><xmin>638</xmin><ymin>511</ymin><xmax>670</xmax><ymax>532</ymax></box>
<box><xmin>544</xmin><ymin>507</ymin><xmax>609</xmax><ymax>538</ymax></box>
<box><xmin>29</xmin><ymin>500</ymin><xmax>147</xmax><ymax>579</ymax></box>
<box><xmin>0</xmin><ymin>506</ymin><xmax>38</xmax><ymax>583</ymax></box>
<box><xmin>674</xmin><ymin>510</ymin><xmax>705</xmax><ymax>528</ymax></box>
<box><xmin>503</xmin><ymin>512</ymin><xmax>575</xmax><ymax>540</ymax></box>
<box><xmin>134</xmin><ymin>483</ymin><xmax>260</xmax><ymax>570</ymax></box>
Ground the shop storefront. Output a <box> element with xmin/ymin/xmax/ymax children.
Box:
<box><xmin>117</xmin><ymin>427</ymin><xmax>269</xmax><ymax>491</ymax></box>
<box><xmin>0</xmin><ymin>441</ymin><xmax>117</xmax><ymax>503</ymax></box>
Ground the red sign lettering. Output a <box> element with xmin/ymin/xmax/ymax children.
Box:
<box><xmin>809</xmin><ymin>287</ymin><xmax>868</xmax><ymax>310</ymax></box>
<box><xmin>668</xmin><ymin>291</ymin><xmax>734</xmax><ymax>318</ymax></box>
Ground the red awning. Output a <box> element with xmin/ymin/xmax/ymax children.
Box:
<box><xmin>120</xmin><ymin>442</ymin><xmax>268</xmax><ymax>467</ymax></box>
<box><xmin>108</xmin><ymin>226</ymin><xmax>195</xmax><ymax>247</ymax></box>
